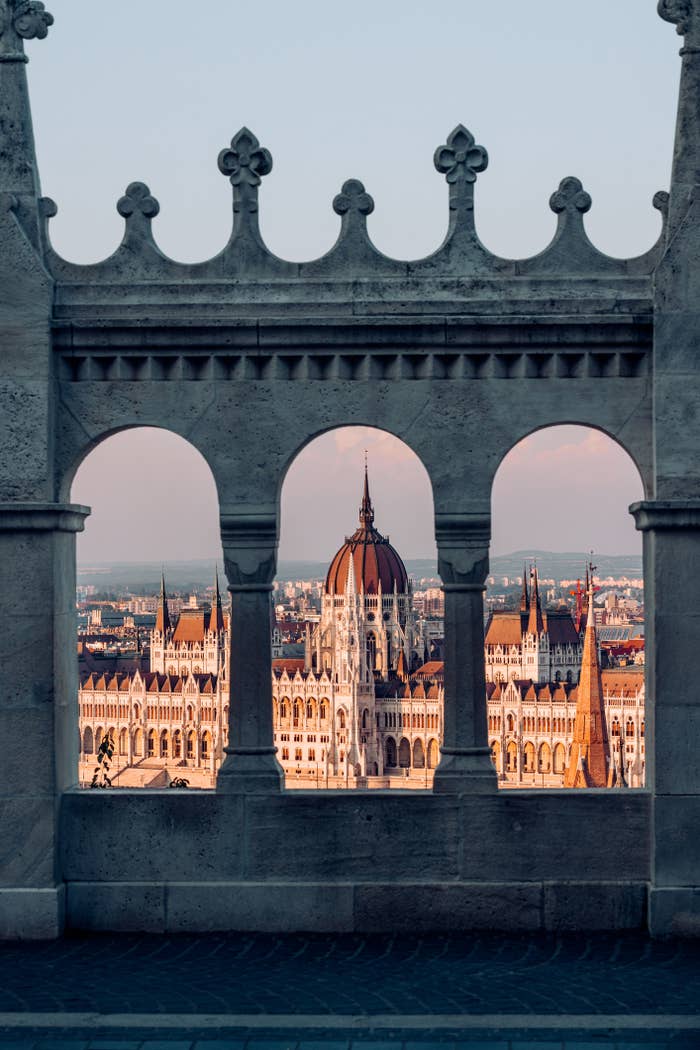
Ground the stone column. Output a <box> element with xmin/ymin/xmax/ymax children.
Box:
<box><xmin>0</xmin><ymin>502</ymin><xmax>89</xmax><ymax>939</ymax></box>
<box><xmin>432</xmin><ymin>511</ymin><xmax>496</xmax><ymax>793</ymax></box>
<box><xmin>217</xmin><ymin>511</ymin><xmax>284</xmax><ymax>793</ymax></box>
<box><xmin>631</xmin><ymin>501</ymin><xmax>700</xmax><ymax>935</ymax></box>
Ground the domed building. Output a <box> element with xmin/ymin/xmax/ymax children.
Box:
<box><xmin>272</xmin><ymin>466</ymin><xmax>442</xmax><ymax>786</ymax></box>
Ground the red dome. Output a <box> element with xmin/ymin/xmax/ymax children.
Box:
<box><xmin>325</xmin><ymin>468</ymin><xmax>408</xmax><ymax>596</ymax></box>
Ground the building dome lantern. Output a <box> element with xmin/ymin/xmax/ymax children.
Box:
<box><xmin>324</xmin><ymin>464</ymin><xmax>409</xmax><ymax>597</ymax></box>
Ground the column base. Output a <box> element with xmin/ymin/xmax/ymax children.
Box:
<box><xmin>216</xmin><ymin>747</ymin><xmax>284</xmax><ymax>794</ymax></box>
<box><xmin>0</xmin><ymin>885</ymin><xmax>65</xmax><ymax>939</ymax></box>
<box><xmin>432</xmin><ymin>746</ymin><xmax>497</xmax><ymax>794</ymax></box>
<box><xmin>649</xmin><ymin>887</ymin><xmax>700</xmax><ymax>937</ymax></box>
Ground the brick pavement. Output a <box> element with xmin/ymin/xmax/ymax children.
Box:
<box><xmin>0</xmin><ymin>933</ymin><xmax>697</xmax><ymax>1049</ymax></box>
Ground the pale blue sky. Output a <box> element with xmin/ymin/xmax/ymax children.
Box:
<box><xmin>55</xmin><ymin>1</ymin><xmax>670</xmax><ymax>561</ymax></box>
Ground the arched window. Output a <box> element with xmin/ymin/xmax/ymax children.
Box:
<box><xmin>82</xmin><ymin>726</ymin><xmax>94</xmax><ymax>756</ymax></box>
<box><xmin>506</xmin><ymin>714</ymin><xmax>514</xmax><ymax>733</ymax></box>
<box><xmin>413</xmin><ymin>738</ymin><xmax>424</xmax><ymax>768</ymax></box>
<box><xmin>119</xmin><ymin>727</ymin><xmax>127</xmax><ymax>756</ymax></box>
<box><xmin>201</xmin><ymin>732</ymin><xmax>211</xmax><ymax>760</ymax></box>
<box><xmin>186</xmin><ymin>731</ymin><xmax>195</xmax><ymax>760</ymax></box>
<box><xmin>186</xmin><ymin>704</ymin><xmax>194</xmax><ymax>722</ymax></box>
<box><xmin>506</xmin><ymin>740</ymin><xmax>518</xmax><ymax>772</ymax></box>
<box><xmin>293</xmin><ymin>700</ymin><xmax>302</xmax><ymax>726</ymax></box>
<box><xmin>362</xmin><ymin>708</ymin><xmax>369</xmax><ymax>730</ymax></box>
<box><xmin>147</xmin><ymin>729</ymin><xmax>156</xmax><ymax>758</ymax></box>
<box><xmin>280</xmin><ymin>698</ymin><xmax>288</xmax><ymax>720</ymax></box>
<box><xmin>337</xmin><ymin>709</ymin><xmax>346</xmax><ymax>730</ymax></box>
<box><xmin>611</xmin><ymin>718</ymin><xmax>620</xmax><ymax>736</ymax></box>
<box><xmin>641</xmin><ymin>720</ymin><xmax>645</xmax><ymax>738</ymax></box>
<box><xmin>366</xmin><ymin>632</ymin><xmax>377</xmax><ymax>672</ymax></box>
<box><xmin>133</xmin><ymin>727</ymin><xmax>143</xmax><ymax>757</ymax></box>
<box><xmin>626</xmin><ymin>718</ymin><xmax>635</xmax><ymax>737</ymax></box>
<box><xmin>538</xmin><ymin>742</ymin><xmax>551</xmax><ymax>773</ymax></box>
<box><xmin>385</xmin><ymin>737</ymin><xmax>397</xmax><ymax>767</ymax></box>
<box><xmin>553</xmin><ymin>742</ymin><xmax>566</xmax><ymax>773</ymax></box>
<box><xmin>306</xmin><ymin>701</ymin><xmax>314</xmax><ymax>720</ymax></box>
<box><xmin>426</xmin><ymin>738</ymin><xmax>439</xmax><ymax>769</ymax></box>
<box><xmin>398</xmin><ymin>737</ymin><xmax>411</xmax><ymax>768</ymax></box>
<box><xmin>319</xmin><ymin>700</ymin><xmax>328</xmax><ymax>721</ymax></box>
<box><xmin>490</xmin><ymin>740</ymin><xmax>501</xmax><ymax>773</ymax></box>
<box><xmin>523</xmin><ymin>742</ymin><xmax>535</xmax><ymax>773</ymax></box>
<box><xmin>173</xmin><ymin>730</ymin><xmax>182</xmax><ymax>758</ymax></box>
<box><xmin>160</xmin><ymin>731</ymin><xmax>169</xmax><ymax>758</ymax></box>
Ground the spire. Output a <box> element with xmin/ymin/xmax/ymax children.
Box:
<box><xmin>563</xmin><ymin>565</ymin><xmax>609</xmax><ymax>788</ymax></box>
<box><xmin>527</xmin><ymin>566</ymin><xmax>544</xmax><ymax>636</ymax></box>
<box><xmin>520</xmin><ymin>564</ymin><xmax>529</xmax><ymax>613</ymax></box>
<box><xmin>155</xmin><ymin>570</ymin><xmax>171</xmax><ymax>634</ymax></box>
<box><xmin>658</xmin><ymin>1</ymin><xmax>700</xmax><ymax>242</ymax></box>
<box><xmin>359</xmin><ymin>452</ymin><xmax>374</xmax><ymax>527</ymax></box>
<box><xmin>208</xmin><ymin>567</ymin><xmax>225</xmax><ymax>634</ymax></box>
<box><xmin>0</xmin><ymin>1</ymin><xmax>54</xmax><ymax>250</ymax></box>
<box><xmin>396</xmin><ymin>648</ymin><xmax>408</xmax><ymax>681</ymax></box>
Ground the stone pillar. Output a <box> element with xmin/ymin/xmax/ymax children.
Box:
<box><xmin>217</xmin><ymin>511</ymin><xmax>284</xmax><ymax>793</ymax></box>
<box><xmin>432</xmin><ymin>511</ymin><xmax>496</xmax><ymax>793</ymax></box>
<box><xmin>0</xmin><ymin>502</ymin><xmax>89</xmax><ymax>939</ymax></box>
<box><xmin>631</xmin><ymin>501</ymin><xmax>700</xmax><ymax>935</ymax></box>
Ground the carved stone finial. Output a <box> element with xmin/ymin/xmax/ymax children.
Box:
<box><xmin>116</xmin><ymin>182</ymin><xmax>160</xmax><ymax>249</ymax></box>
<box><xmin>434</xmin><ymin>125</ymin><xmax>488</xmax><ymax>185</ymax></box>
<box><xmin>12</xmin><ymin>0</ymin><xmax>53</xmax><ymax>38</ymax></box>
<box><xmin>550</xmin><ymin>176</ymin><xmax>592</xmax><ymax>216</ymax></box>
<box><xmin>117</xmin><ymin>181</ymin><xmax>160</xmax><ymax>220</ymax></box>
<box><xmin>218</xmin><ymin>127</ymin><xmax>272</xmax><ymax>215</ymax></box>
<box><xmin>658</xmin><ymin>0</ymin><xmax>700</xmax><ymax>51</ymax></box>
<box><xmin>333</xmin><ymin>178</ymin><xmax>374</xmax><ymax>217</ymax></box>
<box><xmin>0</xmin><ymin>0</ymin><xmax>53</xmax><ymax>55</ymax></box>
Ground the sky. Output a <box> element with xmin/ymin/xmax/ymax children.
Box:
<box><xmin>41</xmin><ymin>1</ymin><xmax>673</xmax><ymax>563</ymax></box>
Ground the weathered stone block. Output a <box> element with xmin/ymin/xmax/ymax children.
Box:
<box><xmin>653</xmin><ymin>795</ymin><xmax>700</xmax><ymax>885</ymax></box>
<box><xmin>0</xmin><ymin>886</ymin><xmax>63</xmax><ymax>939</ymax></box>
<box><xmin>60</xmin><ymin>793</ymin><xmax>245</xmax><ymax>882</ymax></box>
<box><xmin>654</xmin><ymin>704</ymin><xmax>700</xmax><ymax>794</ymax></box>
<box><xmin>459</xmin><ymin>794</ymin><xmax>649</xmax><ymax>881</ymax></box>
<box><xmin>353</xmin><ymin>881</ymin><xmax>542</xmax><ymax>932</ymax></box>
<box><xmin>542</xmin><ymin>881</ymin><xmax>646</xmax><ymax>931</ymax></box>
<box><xmin>0</xmin><ymin>798</ymin><xmax>56</xmax><ymax>887</ymax></box>
<box><xmin>243</xmin><ymin>794</ymin><xmax>460</xmax><ymax>880</ymax></box>
<box><xmin>166</xmin><ymin>881</ymin><xmax>354</xmax><ymax>932</ymax></box>
<box><xmin>67</xmin><ymin>881</ymin><xmax>166</xmax><ymax>933</ymax></box>
<box><xmin>649</xmin><ymin>887</ymin><xmax>700</xmax><ymax>938</ymax></box>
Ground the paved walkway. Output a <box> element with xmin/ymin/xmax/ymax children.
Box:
<box><xmin>0</xmin><ymin>932</ymin><xmax>698</xmax><ymax>1049</ymax></box>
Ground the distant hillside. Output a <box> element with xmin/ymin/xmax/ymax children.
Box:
<box><xmin>78</xmin><ymin>550</ymin><xmax>641</xmax><ymax>594</ymax></box>
<box><xmin>490</xmin><ymin>550</ymin><xmax>642</xmax><ymax>580</ymax></box>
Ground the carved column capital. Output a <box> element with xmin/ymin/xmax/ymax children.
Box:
<box><xmin>0</xmin><ymin>502</ymin><xmax>89</xmax><ymax>532</ymax></box>
<box><xmin>630</xmin><ymin>499</ymin><xmax>700</xmax><ymax>530</ymax></box>
<box><xmin>219</xmin><ymin>510</ymin><xmax>278</xmax><ymax>588</ymax></box>
<box><xmin>435</xmin><ymin>510</ymin><xmax>491</xmax><ymax>586</ymax></box>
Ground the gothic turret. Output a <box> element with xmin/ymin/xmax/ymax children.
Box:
<box><xmin>527</xmin><ymin>566</ymin><xmax>544</xmax><ymax>636</ymax></box>
<box><xmin>208</xmin><ymin>568</ymin><xmax>225</xmax><ymax>634</ymax></box>
<box><xmin>155</xmin><ymin>571</ymin><xmax>171</xmax><ymax>635</ymax></box>
<box><xmin>563</xmin><ymin>570</ymin><xmax>610</xmax><ymax>788</ymax></box>
<box><xmin>519</xmin><ymin>566</ymin><xmax>529</xmax><ymax>613</ymax></box>
<box><xmin>0</xmin><ymin>0</ymin><xmax>54</xmax><ymax>252</ymax></box>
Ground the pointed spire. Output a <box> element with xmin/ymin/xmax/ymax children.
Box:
<box><xmin>155</xmin><ymin>570</ymin><xmax>171</xmax><ymax>634</ymax></box>
<box><xmin>396</xmin><ymin>648</ymin><xmax>408</xmax><ymax>681</ymax></box>
<box><xmin>208</xmin><ymin>567</ymin><xmax>225</xmax><ymax>634</ymax></box>
<box><xmin>359</xmin><ymin>451</ymin><xmax>374</xmax><ymax>527</ymax></box>
<box><xmin>527</xmin><ymin>565</ymin><xmax>544</xmax><ymax>636</ymax></box>
<box><xmin>520</xmin><ymin>564</ymin><xmax>529</xmax><ymax>613</ymax></box>
<box><xmin>564</xmin><ymin>566</ymin><xmax>609</xmax><ymax>789</ymax></box>
<box><xmin>0</xmin><ymin>1</ymin><xmax>54</xmax><ymax>250</ymax></box>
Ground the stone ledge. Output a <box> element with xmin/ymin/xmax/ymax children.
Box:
<box><xmin>64</xmin><ymin>879</ymin><xmax>648</xmax><ymax>934</ymax></box>
<box><xmin>631</xmin><ymin>499</ymin><xmax>700</xmax><ymax>530</ymax></box>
